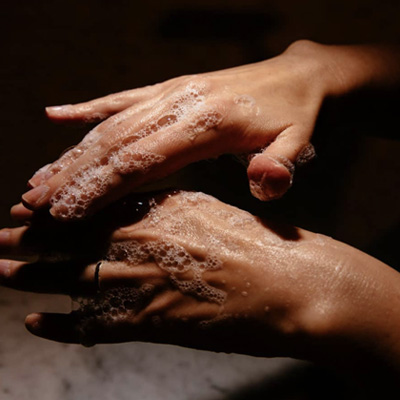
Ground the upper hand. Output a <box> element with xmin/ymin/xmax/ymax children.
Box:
<box><xmin>18</xmin><ymin>40</ymin><xmax>326</xmax><ymax>221</ymax></box>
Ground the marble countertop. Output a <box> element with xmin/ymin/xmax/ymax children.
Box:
<box><xmin>0</xmin><ymin>287</ymin><xmax>310</xmax><ymax>400</ymax></box>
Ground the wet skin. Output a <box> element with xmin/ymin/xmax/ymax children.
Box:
<box><xmin>2</xmin><ymin>191</ymin><xmax>400</xmax><ymax>389</ymax></box>
<box><xmin>4</xmin><ymin>40</ymin><xmax>400</xmax><ymax>396</ymax></box>
<box><xmin>15</xmin><ymin>40</ymin><xmax>400</xmax><ymax>220</ymax></box>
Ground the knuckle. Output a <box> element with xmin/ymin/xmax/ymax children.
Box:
<box><xmin>179</xmin><ymin>75</ymin><xmax>213</xmax><ymax>97</ymax></box>
<box><xmin>96</xmin><ymin>133</ymin><xmax>115</xmax><ymax>152</ymax></box>
<box><xmin>286</xmin><ymin>39</ymin><xmax>319</xmax><ymax>54</ymax></box>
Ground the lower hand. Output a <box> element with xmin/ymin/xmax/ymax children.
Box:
<box><xmin>2</xmin><ymin>191</ymin><xmax>400</xmax><ymax>381</ymax></box>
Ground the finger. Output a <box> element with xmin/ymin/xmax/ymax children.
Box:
<box><xmin>25</xmin><ymin>312</ymin><xmax>127</xmax><ymax>345</ymax></box>
<box><xmin>24</xmin><ymin>294</ymin><xmax>219</xmax><ymax>347</ymax></box>
<box><xmin>27</xmin><ymin>163</ymin><xmax>52</xmax><ymax>188</ymax></box>
<box><xmin>28</xmin><ymin>96</ymin><xmax>165</xmax><ymax>189</ymax></box>
<box><xmin>0</xmin><ymin>224</ymin><xmax>59</xmax><ymax>258</ymax></box>
<box><xmin>23</xmin><ymin>102</ymin><xmax>225</xmax><ymax>220</ymax></box>
<box><xmin>28</xmin><ymin>146</ymin><xmax>90</xmax><ymax>188</ymax></box>
<box><xmin>24</xmin><ymin>311</ymin><xmax>161</xmax><ymax>346</ymax></box>
<box><xmin>50</xmin><ymin>109</ymin><xmax>225</xmax><ymax>220</ymax></box>
<box><xmin>0</xmin><ymin>227</ymin><xmax>30</xmax><ymax>257</ymax></box>
<box><xmin>1</xmin><ymin>215</ymin><xmax>109</xmax><ymax>259</ymax></box>
<box><xmin>29</xmin><ymin>79</ymin><xmax>211</xmax><ymax>191</ymax></box>
<box><xmin>0</xmin><ymin>259</ymin><xmax>97</xmax><ymax>294</ymax></box>
<box><xmin>10</xmin><ymin>203</ymin><xmax>34</xmax><ymax>222</ymax></box>
<box><xmin>25</xmin><ymin>313</ymin><xmax>82</xmax><ymax>344</ymax></box>
<box><xmin>45</xmin><ymin>85</ymin><xmax>162</xmax><ymax>124</ymax></box>
<box><xmin>247</xmin><ymin>127</ymin><xmax>315</xmax><ymax>201</ymax></box>
<box><xmin>0</xmin><ymin>251</ymin><xmax>167</xmax><ymax>294</ymax></box>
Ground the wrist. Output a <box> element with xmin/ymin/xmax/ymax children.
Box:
<box><xmin>287</xmin><ymin>40</ymin><xmax>400</xmax><ymax>99</ymax></box>
<box><xmin>298</xmin><ymin>239</ymin><xmax>400</xmax><ymax>386</ymax></box>
<box><xmin>280</xmin><ymin>40</ymin><xmax>333</xmax><ymax>102</ymax></box>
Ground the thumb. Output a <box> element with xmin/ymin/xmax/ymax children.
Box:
<box><xmin>247</xmin><ymin>128</ymin><xmax>315</xmax><ymax>201</ymax></box>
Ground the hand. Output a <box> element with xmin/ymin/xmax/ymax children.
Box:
<box><xmin>2</xmin><ymin>191</ymin><xmax>400</xmax><ymax>382</ymax></box>
<box><xmin>17</xmin><ymin>40</ymin><xmax>332</xmax><ymax>221</ymax></box>
<box><xmin>14</xmin><ymin>41</ymin><xmax>400</xmax><ymax>221</ymax></box>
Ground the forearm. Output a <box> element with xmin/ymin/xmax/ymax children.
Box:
<box><xmin>296</xmin><ymin>238</ymin><xmax>400</xmax><ymax>393</ymax></box>
<box><xmin>288</xmin><ymin>40</ymin><xmax>400</xmax><ymax>97</ymax></box>
<box><xmin>282</xmin><ymin>40</ymin><xmax>400</xmax><ymax>140</ymax></box>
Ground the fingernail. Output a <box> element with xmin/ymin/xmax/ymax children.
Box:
<box><xmin>22</xmin><ymin>185</ymin><xmax>50</xmax><ymax>207</ymax></box>
<box><xmin>0</xmin><ymin>260</ymin><xmax>11</xmax><ymax>280</ymax></box>
<box><xmin>28</xmin><ymin>164</ymin><xmax>52</xmax><ymax>187</ymax></box>
<box><xmin>249</xmin><ymin>166</ymin><xmax>292</xmax><ymax>201</ymax></box>
<box><xmin>46</xmin><ymin>105</ymin><xmax>70</xmax><ymax>112</ymax></box>
<box><xmin>269</xmin><ymin>156</ymin><xmax>295</xmax><ymax>178</ymax></box>
<box><xmin>46</xmin><ymin>105</ymin><xmax>72</xmax><ymax>115</ymax></box>
<box><xmin>0</xmin><ymin>229</ymin><xmax>10</xmax><ymax>244</ymax></box>
<box><xmin>25</xmin><ymin>313</ymin><xmax>43</xmax><ymax>333</ymax></box>
<box><xmin>249</xmin><ymin>175</ymin><xmax>272</xmax><ymax>201</ymax></box>
<box><xmin>28</xmin><ymin>178</ymin><xmax>39</xmax><ymax>188</ymax></box>
<box><xmin>28</xmin><ymin>171</ymin><xmax>53</xmax><ymax>188</ymax></box>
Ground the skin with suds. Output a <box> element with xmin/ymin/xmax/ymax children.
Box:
<box><xmin>16</xmin><ymin>40</ymin><xmax>400</xmax><ymax>221</ymax></box>
<box><xmin>1</xmin><ymin>191</ymin><xmax>400</xmax><ymax>394</ymax></box>
<box><xmin>4</xmin><ymin>40</ymin><xmax>400</xmax><ymax>396</ymax></box>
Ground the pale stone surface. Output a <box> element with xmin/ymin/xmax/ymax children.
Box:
<box><xmin>0</xmin><ymin>287</ymin><xmax>301</xmax><ymax>400</ymax></box>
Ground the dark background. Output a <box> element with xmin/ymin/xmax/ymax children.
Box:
<box><xmin>1</xmin><ymin>0</ymin><xmax>400</xmax><ymax>264</ymax></box>
<box><xmin>1</xmin><ymin>1</ymin><xmax>400</xmax><ymax>398</ymax></box>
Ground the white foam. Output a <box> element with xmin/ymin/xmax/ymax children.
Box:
<box><xmin>234</xmin><ymin>94</ymin><xmax>256</xmax><ymax>108</ymax></box>
<box><xmin>249</xmin><ymin>178</ymin><xmax>269</xmax><ymax>201</ymax></box>
<box><xmin>107</xmin><ymin>239</ymin><xmax>227</xmax><ymax>305</ymax></box>
<box><xmin>187</xmin><ymin>110</ymin><xmax>223</xmax><ymax>141</ymax></box>
<box><xmin>49</xmin><ymin>81</ymin><xmax>215</xmax><ymax>219</ymax></box>
<box><xmin>296</xmin><ymin>143</ymin><xmax>316</xmax><ymax>166</ymax></box>
<box><xmin>50</xmin><ymin>144</ymin><xmax>165</xmax><ymax>219</ymax></box>
<box><xmin>73</xmin><ymin>283</ymin><xmax>156</xmax><ymax>346</ymax></box>
<box><xmin>72</xmin><ymin>218</ymin><xmax>228</xmax><ymax>345</ymax></box>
